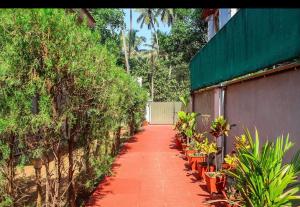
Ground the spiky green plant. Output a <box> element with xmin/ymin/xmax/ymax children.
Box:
<box><xmin>227</xmin><ymin>128</ymin><xmax>300</xmax><ymax>207</ymax></box>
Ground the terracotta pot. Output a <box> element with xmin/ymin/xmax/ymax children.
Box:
<box><xmin>222</xmin><ymin>163</ymin><xmax>236</xmax><ymax>170</ymax></box>
<box><xmin>205</xmin><ymin>173</ymin><xmax>226</xmax><ymax>194</ymax></box>
<box><xmin>181</xmin><ymin>143</ymin><xmax>187</xmax><ymax>151</ymax></box>
<box><xmin>185</xmin><ymin>149</ymin><xmax>196</xmax><ymax>157</ymax></box>
<box><xmin>142</xmin><ymin>120</ymin><xmax>148</xmax><ymax>126</ymax></box>
<box><xmin>198</xmin><ymin>163</ymin><xmax>215</xmax><ymax>179</ymax></box>
<box><xmin>216</xmin><ymin>175</ymin><xmax>227</xmax><ymax>192</ymax></box>
<box><xmin>222</xmin><ymin>163</ymin><xmax>231</xmax><ymax>169</ymax></box>
<box><xmin>189</xmin><ymin>156</ymin><xmax>207</xmax><ymax>171</ymax></box>
<box><xmin>205</xmin><ymin>173</ymin><xmax>218</xmax><ymax>194</ymax></box>
<box><xmin>175</xmin><ymin>137</ymin><xmax>182</xmax><ymax>149</ymax></box>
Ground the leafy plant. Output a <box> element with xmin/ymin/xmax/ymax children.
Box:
<box><xmin>227</xmin><ymin>128</ymin><xmax>300</xmax><ymax>207</ymax></box>
<box><xmin>175</xmin><ymin>111</ymin><xmax>197</xmax><ymax>141</ymax></box>
<box><xmin>179</xmin><ymin>94</ymin><xmax>190</xmax><ymax>111</ymax></box>
<box><xmin>201</xmin><ymin>138</ymin><xmax>218</xmax><ymax>169</ymax></box>
<box><xmin>234</xmin><ymin>134</ymin><xmax>250</xmax><ymax>150</ymax></box>
<box><xmin>224</xmin><ymin>153</ymin><xmax>238</xmax><ymax>167</ymax></box>
<box><xmin>210</xmin><ymin>116</ymin><xmax>230</xmax><ymax>171</ymax></box>
<box><xmin>210</xmin><ymin>115</ymin><xmax>230</xmax><ymax>138</ymax></box>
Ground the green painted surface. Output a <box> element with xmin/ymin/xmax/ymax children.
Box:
<box><xmin>190</xmin><ymin>9</ymin><xmax>300</xmax><ymax>91</ymax></box>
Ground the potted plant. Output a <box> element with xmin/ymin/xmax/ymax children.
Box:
<box><xmin>188</xmin><ymin>135</ymin><xmax>206</xmax><ymax>170</ymax></box>
<box><xmin>175</xmin><ymin>110</ymin><xmax>197</xmax><ymax>151</ymax></box>
<box><xmin>189</xmin><ymin>152</ymin><xmax>207</xmax><ymax>171</ymax></box>
<box><xmin>210</xmin><ymin>115</ymin><xmax>230</xmax><ymax>171</ymax></box>
<box><xmin>221</xmin><ymin>189</ymin><xmax>242</xmax><ymax>207</ymax></box>
<box><xmin>206</xmin><ymin>186</ymin><xmax>242</xmax><ymax>207</ymax></box>
<box><xmin>222</xmin><ymin>153</ymin><xmax>238</xmax><ymax>170</ymax></box>
<box><xmin>205</xmin><ymin>171</ymin><xmax>226</xmax><ymax>194</ymax></box>
<box><xmin>174</xmin><ymin>132</ymin><xmax>183</xmax><ymax>149</ymax></box>
<box><xmin>204</xmin><ymin>116</ymin><xmax>230</xmax><ymax>194</ymax></box>
<box><xmin>185</xmin><ymin>140</ymin><xmax>197</xmax><ymax>161</ymax></box>
<box><xmin>197</xmin><ymin>138</ymin><xmax>217</xmax><ymax>179</ymax></box>
<box><xmin>202</xmin><ymin>140</ymin><xmax>227</xmax><ymax>194</ymax></box>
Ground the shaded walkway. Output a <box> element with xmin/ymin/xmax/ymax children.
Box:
<box><xmin>86</xmin><ymin>125</ymin><xmax>214</xmax><ymax>207</ymax></box>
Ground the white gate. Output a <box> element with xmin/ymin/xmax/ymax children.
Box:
<box><xmin>148</xmin><ymin>102</ymin><xmax>181</xmax><ymax>125</ymax></box>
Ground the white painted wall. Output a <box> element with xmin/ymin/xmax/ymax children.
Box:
<box><xmin>219</xmin><ymin>9</ymin><xmax>231</xmax><ymax>29</ymax></box>
<box><xmin>207</xmin><ymin>8</ymin><xmax>239</xmax><ymax>41</ymax></box>
<box><xmin>207</xmin><ymin>15</ymin><xmax>216</xmax><ymax>41</ymax></box>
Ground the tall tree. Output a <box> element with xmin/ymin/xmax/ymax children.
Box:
<box><xmin>156</xmin><ymin>9</ymin><xmax>176</xmax><ymax>27</ymax></box>
<box><xmin>122</xmin><ymin>27</ymin><xmax>130</xmax><ymax>73</ymax></box>
<box><xmin>136</xmin><ymin>9</ymin><xmax>160</xmax><ymax>54</ymax></box>
<box><xmin>128</xmin><ymin>29</ymin><xmax>146</xmax><ymax>57</ymax></box>
<box><xmin>129</xmin><ymin>9</ymin><xmax>133</xmax><ymax>60</ymax></box>
<box><xmin>89</xmin><ymin>9</ymin><xmax>125</xmax><ymax>65</ymax></box>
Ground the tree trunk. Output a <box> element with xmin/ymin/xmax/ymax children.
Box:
<box><xmin>152</xmin><ymin>24</ymin><xmax>159</xmax><ymax>54</ymax></box>
<box><xmin>53</xmin><ymin>142</ymin><xmax>62</xmax><ymax>207</ymax></box>
<box><xmin>151</xmin><ymin>53</ymin><xmax>154</xmax><ymax>101</ymax></box>
<box><xmin>85</xmin><ymin>138</ymin><xmax>92</xmax><ymax>176</ymax></box>
<box><xmin>44</xmin><ymin>156</ymin><xmax>51</xmax><ymax>207</ymax></box>
<box><xmin>34</xmin><ymin>158</ymin><xmax>43</xmax><ymax>207</ymax></box>
<box><xmin>114</xmin><ymin>126</ymin><xmax>122</xmax><ymax>155</ymax></box>
<box><xmin>122</xmin><ymin>29</ymin><xmax>130</xmax><ymax>74</ymax></box>
<box><xmin>168</xmin><ymin>65</ymin><xmax>172</xmax><ymax>78</ymax></box>
<box><xmin>129</xmin><ymin>9</ymin><xmax>132</xmax><ymax>60</ymax></box>
<box><xmin>8</xmin><ymin>135</ymin><xmax>15</xmax><ymax>204</ymax></box>
<box><xmin>67</xmin><ymin>119</ymin><xmax>76</xmax><ymax>207</ymax></box>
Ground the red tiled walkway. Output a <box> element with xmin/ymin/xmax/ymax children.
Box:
<box><xmin>86</xmin><ymin>125</ymin><xmax>212</xmax><ymax>207</ymax></box>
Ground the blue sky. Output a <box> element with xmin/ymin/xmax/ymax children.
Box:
<box><xmin>124</xmin><ymin>9</ymin><xmax>171</xmax><ymax>50</ymax></box>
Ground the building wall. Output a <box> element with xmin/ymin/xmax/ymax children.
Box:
<box><xmin>193</xmin><ymin>89</ymin><xmax>215</xmax><ymax>133</ymax></box>
<box><xmin>219</xmin><ymin>9</ymin><xmax>231</xmax><ymax>29</ymax></box>
<box><xmin>224</xmin><ymin>68</ymin><xmax>300</xmax><ymax>161</ymax></box>
<box><xmin>207</xmin><ymin>15</ymin><xmax>216</xmax><ymax>41</ymax></box>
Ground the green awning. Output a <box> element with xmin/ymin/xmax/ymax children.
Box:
<box><xmin>190</xmin><ymin>9</ymin><xmax>300</xmax><ymax>91</ymax></box>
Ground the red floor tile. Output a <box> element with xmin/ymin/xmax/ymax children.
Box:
<box><xmin>85</xmin><ymin>125</ymin><xmax>213</xmax><ymax>207</ymax></box>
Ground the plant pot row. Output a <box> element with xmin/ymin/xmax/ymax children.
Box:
<box><xmin>174</xmin><ymin>135</ymin><xmax>228</xmax><ymax>194</ymax></box>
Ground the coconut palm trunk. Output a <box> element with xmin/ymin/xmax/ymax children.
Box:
<box><xmin>151</xmin><ymin>53</ymin><xmax>154</xmax><ymax>101</ymax></box>
<box><xmin>122</xmin><ymin>28</ymin><xmax>130</xmax><ymax>74</ymax></box>
<box><xmin>152</xmin><ymin>24</ymin><xmax>159</xmax><ymax>54</ymax></box>
<box><xmin>129</xmin><ymin>9</ymin><xmax>132</xmax><ymax>60</ymax></box>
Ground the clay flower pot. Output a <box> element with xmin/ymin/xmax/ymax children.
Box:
<box><xmin>189</xmin><ymin>155</ymin><xmax>207</xmax><ymax>171</ymax></box>
<box><xmin>198</xmin><ymin>163</ymin><xmax>215</xmax><ymax>179</ymax></box>
<box><xmin>175</xmin><ymin>137</ymin><xmax>182</xmax><ymax>149</ymax></box>
<box><xmin>181</xmin><ymin>143</ymin><xmax>187</xmax><ymax>151</ymax></box>
<box><xmin>205</xmin><ymin>172</ymin><xmax>218</xmax><ymax>194</ymax></box>
<box><xmin>222</xmin><ymin>163</ymin><xmax>231</xmax><ymax>170</ymax></box>
<box><xmin>205</xmin><ymin>172</ymin><xmax>226</xmax><ymax>194</ymax></box>
<box><xmin>185</xmin><ymin>149</ymin><xmax>196</xmax><ymax>157</ymax></box>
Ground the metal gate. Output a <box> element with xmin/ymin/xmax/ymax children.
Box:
<box><xmin>149</xmin><ymin>102</ymin><xmax>181</xmax><ymax>125</ymax></box>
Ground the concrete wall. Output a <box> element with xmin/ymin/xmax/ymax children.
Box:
<box><xmin>224</xmin><ymin>69</ymin><xmax>300</xmax><ymax>161</ymax></box>
<box><xmin>193</xmin><ymin>89</ymin><xmax>215</xmax><ymax>133</ymax></box>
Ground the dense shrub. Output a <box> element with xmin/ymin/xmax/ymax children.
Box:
<box><xmin>0</xmin><ymin>9</ymin><xmax>147</xmax><ymax>206</ymax></box>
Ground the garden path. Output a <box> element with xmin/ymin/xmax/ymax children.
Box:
<box><xmin>86</xmin><ymin>125</ymin><xmax>216</xmax><ymax>207</ymax></box>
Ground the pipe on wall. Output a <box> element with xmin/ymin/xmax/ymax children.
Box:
<box><xmin>220</xmin><ymin>84</ymin><xmax>226</xmax><ymax>161</ymax></box>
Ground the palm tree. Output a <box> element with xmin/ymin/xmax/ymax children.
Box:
<box><xmin>137</xmin><ymin>40</ymin><xmax>159</xmax><ymax>101</ymax></box>
<box><xmin>129</xmin><ymin>9</ymin><xmax>133</xmax><ymax>60</ymax></box>
<box><xmin>121</xmin><ymin>27</ymin><xmax>130</xmax><ymax>74</ymax></box>
<box><xmin>128</xmin><ymin>29</ymin><xmax>146</xmax><ymax>57</ymax></box>
<box><xmin>136</xmin><ymin>9</ymin><xmax>160</xmax><ymax>54</ymax></box>
<box><xmin>156</xmin><ymin>9</ymin><xmax>176</xmax><ymax>27</ymax></box>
